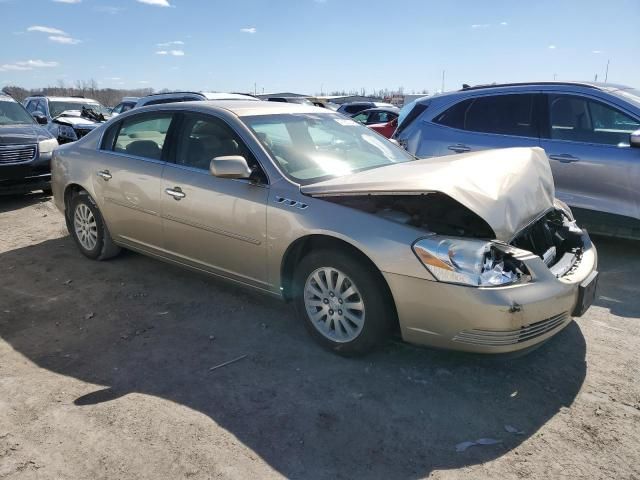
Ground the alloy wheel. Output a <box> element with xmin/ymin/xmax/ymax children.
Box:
<box><xmin>303</xmin><ymin>267</ymin><xmax>365</xmax><ymax>343</ymax></box>
<box><xmin>73</xmin><ymin>203</ymin><xmax>98</xmax><ymax>251</ymax></box>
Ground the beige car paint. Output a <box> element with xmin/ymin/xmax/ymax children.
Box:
<box><xmin>52</xmin><ymin>101</ymin><xmax>598</xmax><ymax>354</ymax></box>
<box><xmin>302</xmin><ymin>147</ymin><xmax>556</xmax><ymax>242</ymax></box>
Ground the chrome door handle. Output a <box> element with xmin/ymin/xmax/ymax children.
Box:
<box><xmin>165</xmin><ymin>187</ymin><xmax>186</xmax><ymax>200</ymax></box>
<box><xmin>96</xmin><ymin>170</ymin><xmax>112</xmax><ymax>181</ymax></box>
<box><xmin>549</xmin><ymin>154</ymin><xmax>580</xmax><ymax>163</ymax></box>
<box><xmin>448</xmin><ymin>144</ymin><xmax>470</xmax><ymax>153</ymax></box>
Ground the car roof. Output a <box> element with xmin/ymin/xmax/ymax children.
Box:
<box><xmin>357</xmin><ymin>107</ymin><xmax>399</xmax><ymax>114</ymax></box>
<box><xmin>415</xmin><ymin>81</ymin><xmax>635</xmax><ymax>104</ymax></box>
<box><xmin>27</xmin><ymin>96</ymin><xmax>100</xmax><ymax>103</ymax></box>
<box><xmin>141</xmin><ymin>99</ymin><xmax>327</xmax><ymax>117</ymax></box>
<box><xmin>202</xmin><ymin>92</ymin><xmax>259</xmax><ymax>101</ymax></box>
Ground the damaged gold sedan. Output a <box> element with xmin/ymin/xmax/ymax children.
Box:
<box><xmin>52</xmin><ymin>101</ymin><xmax>598</xmax><ymax>355</ymax></box>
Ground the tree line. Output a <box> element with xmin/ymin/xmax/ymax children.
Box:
<box><xmin>2</xmin><ymin>80</ymin><xmax>153</xmax><ymax>107</ymax></box>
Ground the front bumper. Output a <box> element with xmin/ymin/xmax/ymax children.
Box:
<box><xmin>0</xmin><ymin>152</ymin><xmax>52</xmax><ymax>194</ymax></box>
<box><xmin>384</xmin><ymin>232</ymin><xmax>598</xmax><ymax>354</ymax></box>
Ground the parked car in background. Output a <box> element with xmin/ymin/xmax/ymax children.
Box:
<box><xmin>351</xmin><ymin>107</ymin><xmax>399</xmax><ymax>125</ymax></box>
<box><xmin>134</xmin><ymin>91</ymin><xmax>259</xmax><ymax>108</ymax></box>
<box><xmin>52</xmin><ymin>101</ymin><xmax>597</xmax><ymax>356</ymax></box>
<box><xmin>267</xmin><ymin>96</ymin><xmax>315</xmax><ymax>106</ymax></box>
<box><xmin>394</xmin><ymin>82</ymin><xmax>640</xmax><ymax>238</ymax></box>
<box><xmin>23</xmin><ymin>95</ymin><xmax>111</xmax><ymax>144</ymax></box>
<box><xmin>351</xmin><ymin>107</ymin><xmax>400</xmax><ymax>138</ymax></box>
<box><xmin>336</xmin><ymin>101</ymin><xmax>395</xmax><ymax>116</ymax></box>
<box><xmin>1</xmin><ymin>93</ymin><xmax>58</xmax><ymax>194</ymax></box>
<box><xmin>110</xmin><ymin>97</ymin><xmax>139</xmax><ymax>116</ymax></box>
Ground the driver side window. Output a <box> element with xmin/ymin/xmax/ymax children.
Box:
<box><xmin>176</xmin><ymin>113</ymin><xmax>265</xmax><ymax>181</ymax></box>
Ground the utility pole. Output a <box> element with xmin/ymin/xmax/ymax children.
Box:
<box><xmin>254</xmin><ymin>82</ymin><xmax>257</xmax><ymax>95</ymax></box>
<box><xmin>605</xmin><ymin>59</ymin><xmax>610</xmax><ymax>83</ymax></box>
<box><xmin>553</xmin><ymin>73</ymin><xmax>557</xmax><ymax>80</ymax></box>
<box><xmin>441</xmin><ymin>70</ymin><xmax>445</xmax><ymax>92</ymax></box>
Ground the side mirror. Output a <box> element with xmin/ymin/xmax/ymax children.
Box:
<box><xmin>32</xmin><ymin>112</ymin><xmax>47</xmax><ymax>125</ymax></box>
<box><xmin>209</xmin><ymin>155</ymin><xmax>252</xmax><ymax>179</ymax></box>
<box><xmin>630</xmin><ymin>129</ymin><xmax>640</xmax><ymax>148</ymax></box>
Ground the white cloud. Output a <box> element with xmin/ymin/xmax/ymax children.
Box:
<box><xmin>592</xmin><ymin>50</ymin><xmax>602</xmax><ymax>54</ymax></box>
<box><xmin>138</xmin><ymin>80</ymin><xmax>149</xmax><ymax>84</ymax></box>
<box><xmin>500</xmin><ymin>21</ymin><xmax>508</xmax><ymax>26</ymax></box>
<box><xmin>28</xmin><ymin>25</ymin><xmax>67</xmax><ymax>35</ymax></box>
<box><xmin>95</xmin><ymin>6</ymin><xmax>123</xmax><ymax>14</ymax></box>
<box><xmin>157</xmin><ymin>40</ymin><xmax>184</xmax><ymax>47</ymax></box>
<box><xmin>53</xmin><ymin>0</ymin><xmax>82</xmax><ymax>3</ymax></box>
<box><xmin>49</xmin><ymin>35</ymin><xmax>81</xmax><ymax>44</ymax></box>
<box><xmin>240</xmin><ymin>27</ymin><xmax>256</xmax><ymax>34</ymax></box>
<box><xmin>0</xmin><ymin>59</ymin><xmax>59</xmax><ymax>72</ymax></box>
<box><xmin>156</xmin><ymin>50</ymin><xmax>184</xmax><ymax>56</ymax></box>
<box><xmin>137</xmin><ymin>0</ymin><xmax>171</xmax><ymax>6</ymax></box>
<box><xmin>548</xmin><ymin>45</ymin><xmax>556</xmax><ymax>49</ymax></box>
<box><xmin>471</xmin><ymin>24</ymin><xmax>490</xmax><ymax>28</ymax></box>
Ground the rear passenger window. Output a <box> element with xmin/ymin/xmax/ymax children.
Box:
<box><xmin>435</xmin><ymin>94</ymin><xmax>537</xmax><ymax>137</ymax></box>
<box><xmin>111</xmin><ymin>113</ymin><xmax>173</xmax><ymax>160</ymax></box>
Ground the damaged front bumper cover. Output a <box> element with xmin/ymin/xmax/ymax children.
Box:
<box><xmin>383</xmin><ymin>231</ymin><xmax>598</xmax><ymax>354</ymax></box>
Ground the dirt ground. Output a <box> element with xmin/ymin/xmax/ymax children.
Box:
<box><xmin>1</xmin><ymin>193</ymin><xmax>639</xmax><ymax>480</ymax></box>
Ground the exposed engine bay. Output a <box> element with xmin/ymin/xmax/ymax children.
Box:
<box><xmin>324</xmin><ymin>193</ymin><xmax>495</xmax><ymax>238</ymax></box>
<box><xmin>323</xmin><ymin>193</ymin><xmax>585</xmax><ymax>278</ymax></box>
<box><xmin>511</xmin><ymin>208</ymin><xmax>586</xmax><ymax>277</ymax></box>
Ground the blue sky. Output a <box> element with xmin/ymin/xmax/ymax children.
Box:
<box><xmin>2</xmin><ymin>0</ymin><xmax>639</xmax><ymax>95</ymax></box>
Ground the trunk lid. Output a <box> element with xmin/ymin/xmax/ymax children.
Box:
<box><xmin>301</xmin><ymin>147</ymin><xmax>555</xmax><ymax>241</ymax></box>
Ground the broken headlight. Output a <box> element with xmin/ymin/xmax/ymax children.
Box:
<box><xmin>412</xmin><ymin>236</ymin><xmax>527</xmax><ymax>287</ymax></box>
<box><xmin>57</xmin><ymin>124</ymin><xmax>77</xmax><ymax>141</ymax></box>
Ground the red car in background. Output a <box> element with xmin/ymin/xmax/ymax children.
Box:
<box><xmin>351</xmin><ymin>107</ymin><xmax>399</xmax><ymax>138</ymax></box>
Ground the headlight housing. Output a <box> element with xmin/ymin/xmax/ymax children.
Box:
<box><xmin>57</xmin><ymin>124</ymin><xmax>77</xmax><ymax>141</ymax></box>
<box><xmin>412</xmin><ymin>236</ymin><xmax>529</xmax><ymax>287</ymax></box>
<box><xmin>38</xmin><ymin>138</ymin><xmax>58</xmax><ymax>154</ymax></box>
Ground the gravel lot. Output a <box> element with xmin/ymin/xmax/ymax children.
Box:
<box><xmin>1</xmin><ymin>193</ymin><xmax>639</xmax><ymax>480</ymax></box>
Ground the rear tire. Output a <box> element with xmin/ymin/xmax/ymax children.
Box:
<box><xmin>68</xmin><ymin>192</ymin><xmax>121</xmax><ymax>261</ymax></box>
<box><xmin>293</xmin><ymin>249</ymin><xmax>395</xmax><ymax>356</ymax></box>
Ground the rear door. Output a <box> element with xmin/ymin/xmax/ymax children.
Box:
<box><xmin>540</xmin><ymin>92</ymin><xmax>640</xmax><ymax>220</ymax></box>
<box><xmin>422</xmin><ymin>93</ymin><xmax>541</xmax><ymax>157</ymax></box>
<box><xmin>94</xmin><ymin>111</ymin><xmax>175</xmax><ymax>251</ymax></box>
<box><xmin>160</xmin><ymin>111</ymin><xmax>269</xmax><ymax>288</ymax></box>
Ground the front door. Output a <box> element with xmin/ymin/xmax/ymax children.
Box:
<box><xmin>540</xmin><ymin>93</ymin><xmax>640</xmax><ymax>221</ymax></box>
<box><xmin>93</xmin><ymin>111</ymin><xmax>175</xmax><ymax>251</ymax></box>
<box><xmin>160</xmin><ymin>112</ymin><xmax>269</xmax><ymax>289</ymax></box>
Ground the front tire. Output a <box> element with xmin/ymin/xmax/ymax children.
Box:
<box><xmin>293</xmin><ymin>249</ymin><xmax>395</xmax><ymax>356</ymax></box>
<box><xmin>68</xmin><ymin>192</ymin><xmax>121</xmax><ymax>261</ymax></box>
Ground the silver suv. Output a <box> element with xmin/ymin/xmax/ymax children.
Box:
<box><xmin>394</xmin><ymin>82</ymin><xmax>640</xmax><ymax>238</ymax></box>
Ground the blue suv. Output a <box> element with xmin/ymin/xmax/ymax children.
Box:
<box><xmin>394</xmin><ymin>82</ymin><xmax>640</xmax><ymax>238</ymax></box>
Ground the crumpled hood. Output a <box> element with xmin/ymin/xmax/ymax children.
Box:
<box><xmin>301</xmin><ymin>147</ymin><xmax>556</xmax><ymax>241</ymax></box>
<box><xmin>0</xmin><ymin>123</ymin><xmax>54</xmax><ymax>145</ymax></box>
<box><xmin>54</xmin><ymin>110</ymin><xmax>107</xmax><ymax>127</ymax></box>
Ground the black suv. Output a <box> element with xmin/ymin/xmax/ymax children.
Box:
<box><xmin>0</xmin><ymin>93</ymin><xmax>58</xmax><ymax>194</ymax></box>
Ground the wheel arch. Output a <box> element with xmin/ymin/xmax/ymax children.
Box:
<box><xmin>280</xmin><ymin>234</ymin><xmax>399</xmax><ymax>329</ymax></box>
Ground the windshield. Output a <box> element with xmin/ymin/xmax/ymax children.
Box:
<box><xmin>0</xmin><ymin>100</ymin><xmax>36</xmax><ymax>126</ymax></box>
<box><xmin>243</xmin><ymin>112</ymin><xmax>414</xmax><ymax>184</ymax></box>
<box><xmin>49</xmin><ymin>101</ymin><xmax>110</xmax><ymax>118</ymax></box>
